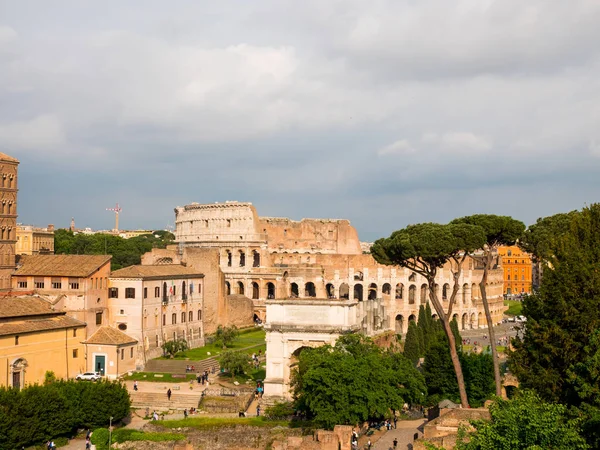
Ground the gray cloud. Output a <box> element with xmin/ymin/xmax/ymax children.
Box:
<box><xmin>1</xmin><ymin>0</ymin><xmax>600</xmax><ymax>237</ymax></box>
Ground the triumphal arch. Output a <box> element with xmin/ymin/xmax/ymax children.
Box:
<box><xmin>142</xmin><ymin>201</ymin><xmax>505</xmax><ymax>398</ymax></box>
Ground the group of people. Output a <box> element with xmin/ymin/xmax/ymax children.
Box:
<box><xmin>197</xmin><ymin>370</ymin><xmax>210</xmax><ymax>384</ymax></box>
<box><xmin>251</xmin><ymin>350</ymin><xmax>262</xmax><ymax>369</ymax></box>
<box><xmin>185</xmin><ymin>365</ymin><xmax>196</xmax><ymax>372</ymax></box>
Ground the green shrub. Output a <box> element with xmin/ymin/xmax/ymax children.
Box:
<box><xmin>265</xmin><ymin>402</ymin><xmax>295</xmax><ymax>420</ymax></box>
<box><xmin>90</xmin><ymin>428</ymin><xmax>109</xmax><ymax>450</ymax></box>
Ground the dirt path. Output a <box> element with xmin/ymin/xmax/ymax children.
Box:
<box><xmin>371</xmin><ymin>419</ymin><xmax>426</xmax><ymax>450</ymax></box>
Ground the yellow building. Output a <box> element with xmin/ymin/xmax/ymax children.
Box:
<box><xmin>16</xmin><ymin>224</ymin><xmax>55</xmax><ymax>255</ymax></box>
<box><xmin>0</xmin><ymin>296</ymin><xmax>86</xmax><ymax>389</ymax></box>
<box><xmin>498</xmin><ymin>245</ymin><xmax>532</xmax><ymax>295</ymax></box>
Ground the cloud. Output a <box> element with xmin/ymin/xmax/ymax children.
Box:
<box><xmin>377</xmin><ymin>139</ymin><xmax>415</xmax><ymax>156</ymax></box>
<box><xmin>422</xmin><ymin>132</ymin><xmax>492</xmax><ymax>154</ymax></box>
<box><xmin>0</xmin><ymin>114</ymin><xmax>65</xmax><ymax>150</ymax></box>
<box><xmin>0</xmin><ymin>26</ymin><xmax>17</xmax><ymax>46</ymax></box>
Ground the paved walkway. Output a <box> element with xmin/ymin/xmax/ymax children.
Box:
<box><xmin>372</xmin><ymin>419</ymin><xmax>426</xmax><ymax>450</ymax></box>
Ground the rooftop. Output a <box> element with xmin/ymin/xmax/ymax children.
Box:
<box><xmin>0</xmin><ymin>152</ymin><xmax>19</xmax><ymax>163</ymax></box>
<box><xmin>0</xmin><ymin>295</ymin><xmax>58</xmax><ymax>319</ymax></box>
<box><xmin>110</xmin><ymin>264</ymin><xmax>204</xmax><ymax>280</ymax></box>
<box><xmin>84</xmin><ymin>326</ymin><xmax>137</xmax><ymax>346</ymax></box>
<box><xmin>14</xmin><ymin>254</ymin><xmax>112</xmax><ymax>278</ymax></box>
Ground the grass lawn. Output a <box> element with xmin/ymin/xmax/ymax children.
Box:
<box><xmin>217</xmin><ymin>367</ymin><xmax>266</xmax><ymax>385</ymax></box>
<box><xmin>122</xmin><ymin>372</ymin><xmax>196</xmax><ymax>382</ymax></box>
<box><xmin>504</xmin><ymin>300</ymin><xmax>523</xmax><ymax>316</ymax></box>
<box><xmin>160</xmin><ymin>416</ymin><xmax>290</xmax><ymax>430</ymax></box>
<box><xmin>161</xmin><ymin>328</ymin><xmax>266</xmax><ymax>361</ymax></box>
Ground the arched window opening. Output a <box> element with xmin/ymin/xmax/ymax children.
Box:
<box><xmin>395</xmin><ymin>315</ymin><xmax>404</xmax><ymax>334</ymax></box>
<box><xmin>462</xmin><ymin>283</ymin><xmax>468</xmax><ymax>304</ymax></box>
<box><xmin>252</xmin><ymin>282</ymin><xmax>259</xmax><ymax>299</ymax></box>
<box><xmin>420</xmin><ymin>284</ymin><xmax>428</xmax><ymax>304</ymax></box>
<box><xmin>189</xmin><ymin>311</ymin><xmax>193</xmax><ymax>322</ymax></box>
<box><xmin>368</xmin><ymin>283</ymin><xmax>377</xmax><ymax>300</ymax></box>
<box><xmin>339</xmin><ymin>283</ymin><xmax>349</xmax><ymax>299</ymax></box>
<box><xmin>226</xmin><ymin>250</ymin><xmax>232</xmax><ymax>267</ymax></box>
<box><xmin>395</xmin><ymin>283</ymin><xmax>404</xmax><ymax>299</ymax></box>
<box><xmin>172</xmin><ymin>313</ymin><xmax>177</xmax><ymax>324</ymax></box>
<box><xmin>239</xmin><ymin>251</ymin><xmax>246</xmax><ymax>267</ymax></box>
<box><xmin>408</xmin><ymin>314</ymin><xmax>416</xmax><ymax>323</ymax></box>
<box><xmin>326</xmin><ymin>283</ymin><xmax>335</xmax><ymax>299</ymax></box>
<box><xmin>197</xmin><ymin>310</ymin><xmax>202</xmax><ymax>321</ymax></box>
<box><xmin>291</xmin><ymin>283</ymin><xmax>299</xmax><ymax>298</ymax></box>
<box><xmin>354</xmin><ymin>284</ymin><xmax>364</xmax><ymax>301</ymax></box>
<box><xmin>267</xmin><ymin>282</ymin><xmax>275</xmax><ymax>299</ymax></box>
<box><xmin>382</xmin><ymin>283</ymin><xmax>391</xmax><ymax>298</ymax></box>
<box><xmin>181</xmin><ymin>312</ymin><xmax>186</xmax><ymax>323</ymax></box>
<box><xmin>237</xmin><ymin>281</ymin><xmax>245</xmax><ymax>295</ymax></box>
<box><xmin>442</xmin><ymin>283</ymin><xmax>449</xmax><ymax>301</ymax></box>
<box><xmin>225</xmin><ymin>281</ymin><xmax>231</xmax><ymax>295</ymax></box>
<box><xmin>162</xmin><ymin>282</ymin><xmax>168</xmax><ymax>303</ymax></box>
<box><xmin>253</xmin><ymin>250</ymin><xmax>260</xmax><ymax>267</ymax></box>
<box><xmin>462</xmin><ymin>313</ymin><xmax>468</xmax><ymax>330</ymax></box>
<box><xmin>408</xmin><ymin>285</ymin><xmax>416</xmax><ymax>304</ymax></box>
<box><xmin>305</xmin><ymin>282</ymin><xmax>316</xmax><ymax>298</ymax></box>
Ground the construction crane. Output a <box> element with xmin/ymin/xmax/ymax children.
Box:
<box><xmin>106</xmin><ymin>203</ymin><xmax>122</xmax><ymax>233</ymax></box>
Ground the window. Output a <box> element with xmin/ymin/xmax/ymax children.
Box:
<box><xmin>69</xmin><ymin>279</ymin><xmax>79</xmax><ymax>289</ymax></box>
<box><xmin>121</xmin><ymin>349</ymin><xmax>124</xmax><ymax>360</ymax></box>
<box><xmin>508</xmin><ymin>275</ymin><xmax>511</xmax><ymax>280</ymax></box>
<box><xmin>120</xmin><ymin>309</ymin><xmax>125</xmax><ymax>315</ymax></box>
<box><xmin>172</xmin><ymin>313</ymin><xmax>177</xmax><ymax>324</ymax></box>
<box><xmin>507</xmin><ymin>259</ymin><xmax>511</xmax><ymax>264</ymax></box>
<box><xmin>190</xmin><ymin>283</ymin><xmax>193</xmax><ymax>294</ymax></box>
<box><xmin>130</xmin><ymin>347</ymin><xmax>134</xmax><ymax>358</ymax></box>
<box><xmin>34</xmin><ymin>279</ymin><xmax>45</xmax><ymax>289</ymax></box>
<box><xmin>118</xmin><ymin>323</ymin><xmax>127</xmax><ymax>331</ymax></box>
<box><xmin>162</xmin><ymin>314</ymin><xmax>166</xmax><ymax>326</ymax></box>
<box><xmin>154</xmin><ymin>286</ymin><xmax>160</xmax><ymax>297</ymax></box>
<box><xmin>108</xmin><ymin>288</ymin><xmax>119</xmax><ymax>298</ymax></box>
<box><xmin>143</xmin><ymin>287</ymin><xmax>148</xmax><ymax>299</ymax></box>
<box><xmin>181</xmin><ymin>312</ymin><xmax>186</xmax><ymax>323</ymax></box>
<box><xmin>189</xmin><ymin>311</ymin><xmax>193</xmax><ymax>322</ymax></box>
<box><xmin>197</xmin><ymin>310</ymin><xmax>202</xmax><ymax>321</ymax></box>
<box><xmin>522</xmin><ymin>275</ymin><xmax>525</xmax><ymax>281</ymax></box>
<box><xmin>198</xmin><ymin>284</ymin><xmax>201</xmax><ymax>294</ymax></box>
<box><xmin>73</xmin><ymin>349</ymin><xmax>78</xmax><ymax>358</ymax></box>
<box><xmin>125</xmin><ymin>288</ymin><xmax>135</xmax><ymax>298</ymax></box>
<box><xmin>17</xmin><ymin>281</ymin><xmax>27</xmax><ymax>288</ymax></box>
<box><xmin>15</xmin><ymin>336</ymin><xmax>19</xmax><ymax>345</ymax></box>
<box><xmin>73</xmin><ymin>329</ymin><xmax>77</xmax><ymax>337</ymax></box>
<box><xmin>52</xmin><ymin>278</ymin><xmax>62</xmax><ymax>289</ymax></box>
<box><xmin>96</xmin><ymin>312</ymin><xmax>103</xmax><ymax>325</ymax></box>
<box><xmin>507</xmin><ymin>249</ymin><xmax>512</xmax><ymax>256</ymax></box>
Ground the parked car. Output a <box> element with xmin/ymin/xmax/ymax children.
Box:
<box><xmin>75</xmin><ymin>372</ymin><xmax>101</xmax><ymax>381</ymax></box>
<box><xmin>516</xmin><ymin>315</ymin><xmax>527</xmax><ymax>322</ymax></box>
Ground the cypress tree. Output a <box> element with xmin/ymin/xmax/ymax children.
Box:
<box><xmin>404</xmin><ymin>321</ymin><xmax>421</xmax><ymax>365</ymax></box>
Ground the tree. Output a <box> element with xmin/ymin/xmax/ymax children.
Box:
<box><xmin>456</xmin><ymin>390</ymin><xmax>588</xmax><ymax>450</ymax></box>
<box><xmin>404</xmin><ymin>320</ymin><xmax>421</xmax><ymax>365</ymax></box>
<box><xmin>372</xmin><ymin>223</ymin><xmax>486</xmax><ymax>407</ymax></box>
<box><xmin>162</xmin><ymin>339</ymin><xmax>188</xmax><ymax>358</ymax></box>
<box><xmin>219</xmin><ymin>351</ymin><xmax>250</xmax><ymax>378</ymax></box>
<box><xmin>292</xmin><ymin>334</ymin><xmax>426</xmax><ymax>429</ymax></box>
<box><xmin>509</xmin><ymin>204</ymin><xmax>600</xmax><ymax>447</ymax></box>
<box><xmin>213</xmin><ymin>325</ymin><xmax>239</xmax><ymax>348</ymax></box>
<box><xmin>451</xmin><ymin>214</ymin><xmax>525</xmax><ymax>396</ymax></box>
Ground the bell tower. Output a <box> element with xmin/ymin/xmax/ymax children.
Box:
<box><xmin>0</xmin><ymin>152</ymin><xmax>19</xmax><ymax>290</ymax></box>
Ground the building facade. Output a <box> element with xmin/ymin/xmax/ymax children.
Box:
<box><xmin>83</xmin><ymin>326</ymin><xmax>137</xmax><ymax>379</ymax></box>
<box><xmin>108</xmin><ymin>264</ymin><xmax>205</xmax><ymax>366</ymax></box>
<box><xmin>16</xmin><ymin>224</ymin><xmax>55</xmax><ymax>255</ymax></box>
<box><xmin>0</xmin><ymin>152</ymin><xmax>19</xmax><ymax>290</ymax></box>
<box><xmin>0</xmin><ymin>296</ymin><xmax>86</xmax><ymax>389</ymax></box>
<box><xmin>497</xmin><ymin>245</ymin><xmax>532</xmax><ymax>295</ymax></box>
<box><xmin>12</xmin><ymin>255</ymin><xmax>112</xmax><ymax>335</ymax></box>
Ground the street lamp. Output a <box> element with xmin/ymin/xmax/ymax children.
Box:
<box><xmin>109</xmin><ymin>416</ymin><xmax>113</xmax><ymax>448</ymax></box>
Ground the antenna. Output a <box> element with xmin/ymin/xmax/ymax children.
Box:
<box><xmin>106</xmin><ymin>203</ymin><xmax>122</xmax><ymax>233</ymax></box>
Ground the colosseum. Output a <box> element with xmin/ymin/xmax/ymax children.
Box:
<box><xmin>166</xmin><ymin>201</ymin><xmax>505</xmax><ymax>332</ymax></box>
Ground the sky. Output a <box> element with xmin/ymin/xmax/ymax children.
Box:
<box><xmin>1</xmin><ymin>0</ymin><xmax>599</xmax><ymax>241</ymax></box>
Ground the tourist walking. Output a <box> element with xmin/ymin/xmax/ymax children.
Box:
<box><xmin>133</xmin><ymin>380</ymin><xmax>138</xmax><ymax>391</ymax></box>
<box><xmin>393</xmin><ymin>437</ymin><xmax>398</xmax><ymax>449</ymax></box>
<box><xmin>167</xmin><ymin>388</ymin><xmax>172</xmax><ymax>401</ymax></box>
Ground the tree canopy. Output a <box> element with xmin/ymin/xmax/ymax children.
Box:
<box><xmin>456</xmin><ymin>390</ymin><xmax>588</xmax><ymax>450</ymax></box>
<box><xmin>54</xmin><ymin>229</ymin><xmax>175</xmax><ymax>270</ymax></box>
<box><xmin>509</xmin><ymin>203</ymin><xmax>600</xmax><ymax>447</ymax></box>
<box><xmin>291</xmin><ymin>334</ymin><xmax>426</xmax><ymax>429</ymax></box>
<box><xmin>372</xmin><ymin>222</ymin><xmax>486</xmax><ymax>407</ymax></box>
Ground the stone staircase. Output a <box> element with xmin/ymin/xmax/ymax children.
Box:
<box><xmin>130</xmin><ymin>391</ymin><xmax>203</xmax><ymax>412</ymax></box>
<box><xmin>144</xmin><ymin>357</ymin><xmax>220</xmax><ymax>374</ymax></box>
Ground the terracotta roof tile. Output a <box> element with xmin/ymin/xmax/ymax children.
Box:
<box><xmin>0</xmin><ymin>315</ymin><xmax>86</xmax><ymax>337</ymax></box>
<box><xmin>14</xmin><ymin>255</ymin><xmax>112</xmax><ymax>278</ymax></box>
<box><xmin>0</xmin><ymin>296</ymin><xmax>57</xmax><ymax>319</ymax></box>
<box><xmin>110</xmin><ymin>264</ymin><xmax>204</xmax><ymax>279</ymax></box>
<box><xmin>0</xmin><ymin>152</ymin><xmax>19</xmax><ymax>163</ymax></box>
<box><xmin>84</xmin><ymin>326</ymin><xmax>137</xmax><ymax>346</ymax></box>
